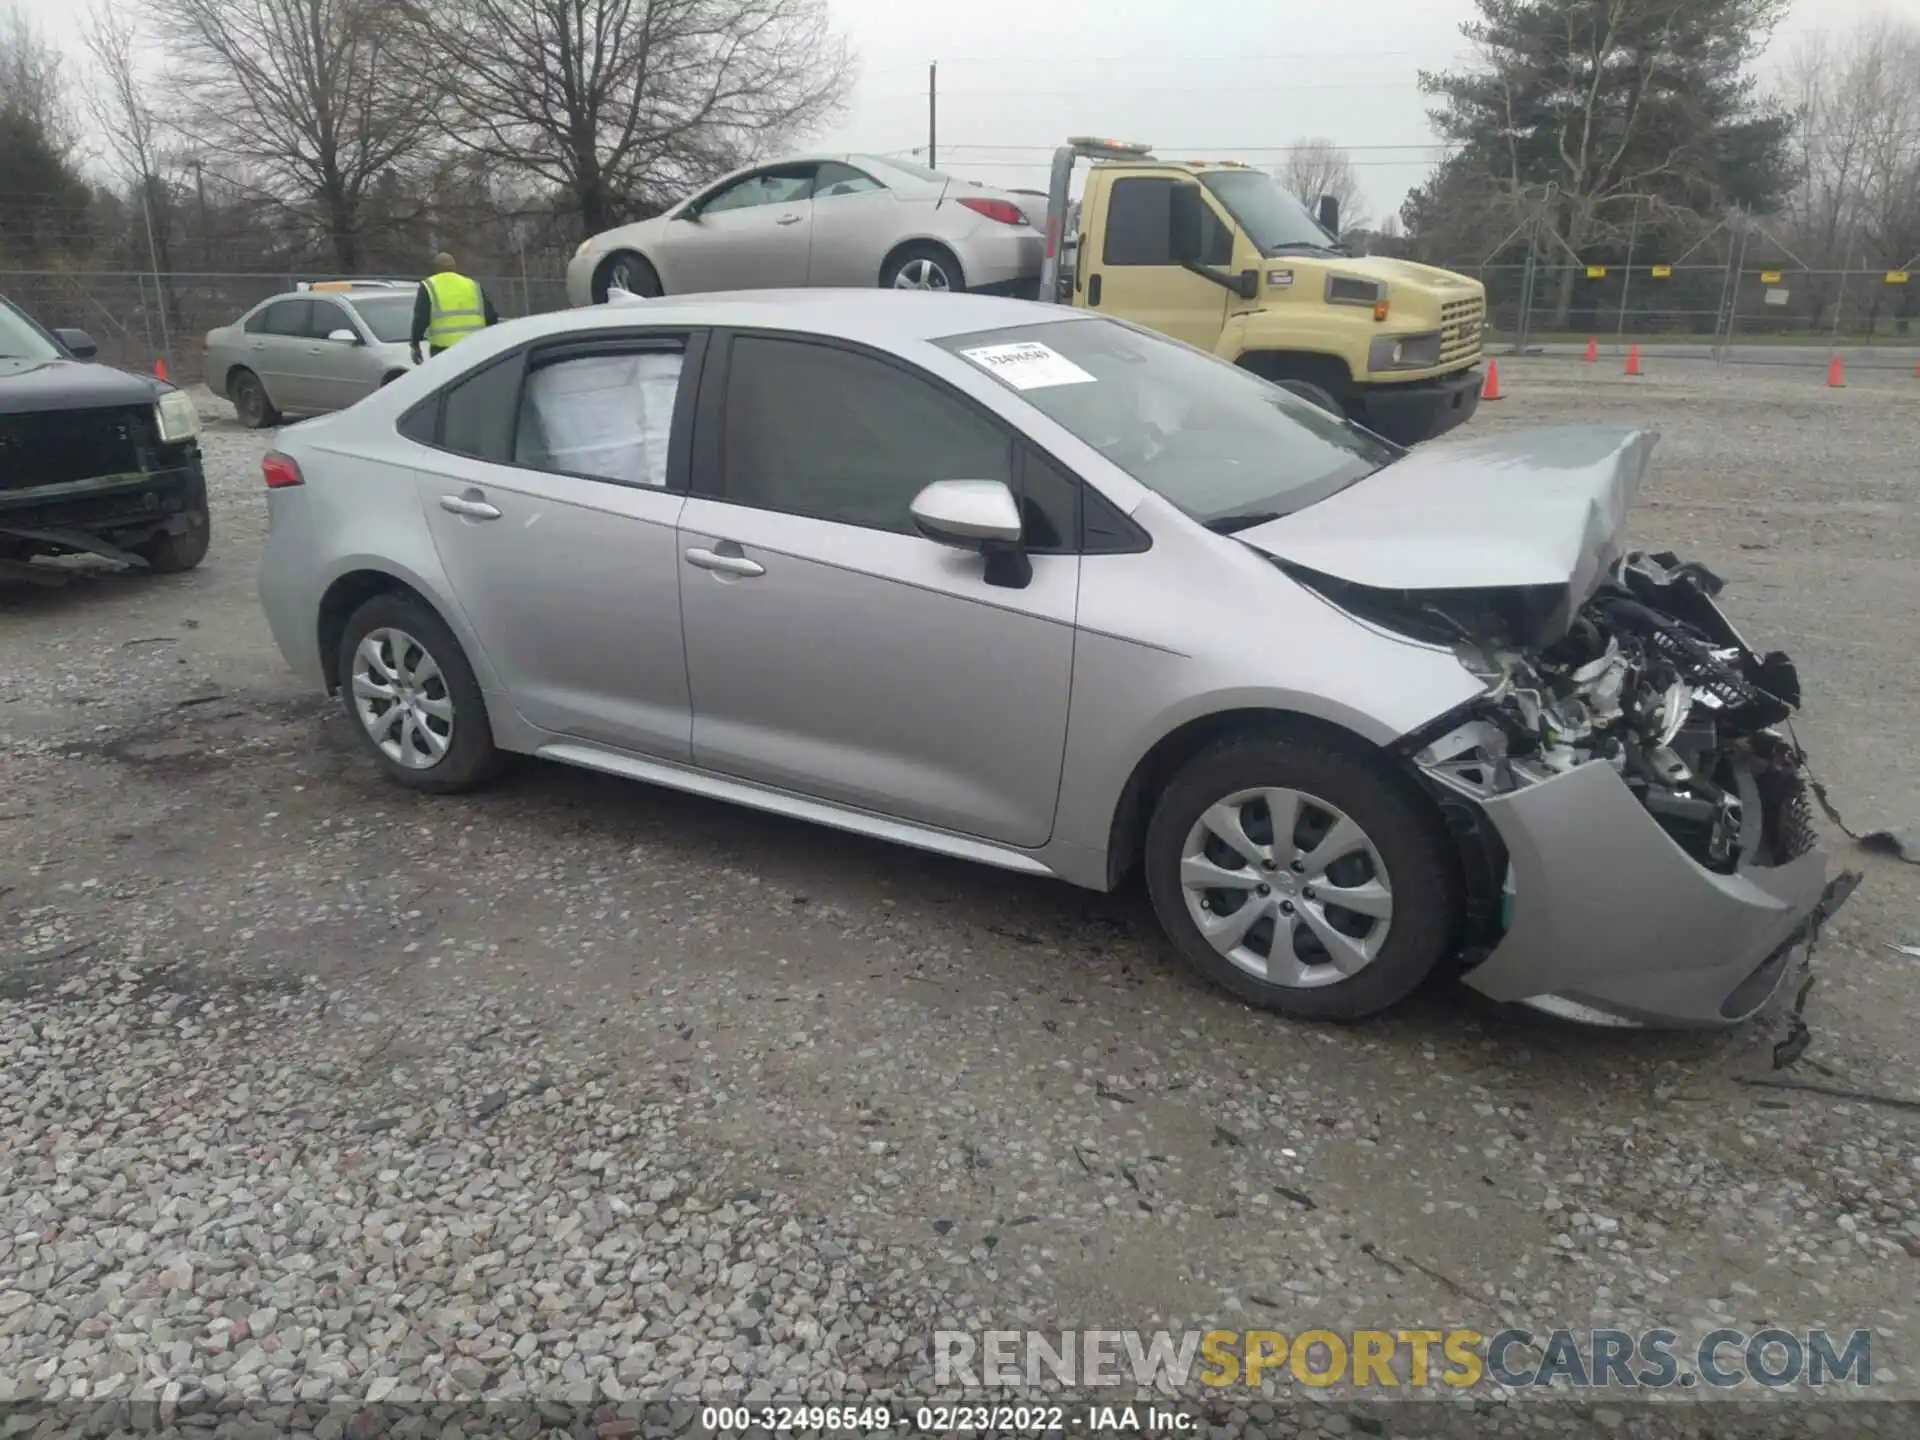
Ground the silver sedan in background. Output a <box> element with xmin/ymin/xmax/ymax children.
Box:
<box><xmin>566</xmin><ymin>154</ymin><xmax>1044</xmax><ymax>304</ymax></box>
<box><xmin>255</xmin><ymin>291</ymin><xmax>1851</xmax><ymax>1030</ymax></box>
<box><xmin>205</xmin><ymin>281</ymin><xmax>419</xmax><ymax>428</ymax></box>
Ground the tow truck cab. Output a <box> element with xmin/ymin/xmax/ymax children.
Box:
<box><xmin>1040</xmin><ymin>139</ymin><xmax>1487</xmax><ymax>446</ymax></box>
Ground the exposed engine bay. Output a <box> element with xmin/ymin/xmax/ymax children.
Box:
<box><xmin>1405</xmin><ymin>552</ymin><xmax>1817</xmax><ymax>873</ymax></box>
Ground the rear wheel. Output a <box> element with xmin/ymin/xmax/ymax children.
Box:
<box><xmin>882</xmin><ymin>244</ymin><xmax>964</xmax><ymax>293</ymax></box>
<box><xmin>337</xmin><ymin>593</ymin><xmax>505</xmax><ymax>794</ymax></box>
<box><xmin>593</xmin><ymin>251</ymin><xmax>661</xmax><ymax>301</ymax></box>
<box><xmin>229</xmin><ymin>368</ymin><xmax>279</xmax><ymax>429</ymax></box>
<box><xmin>1144</xmin><ymin>733</ymin><xmax>1459</xmax><ymax>1021</ymax></box>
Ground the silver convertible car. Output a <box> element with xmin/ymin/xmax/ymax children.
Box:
<box><xmin>256</xmin><ymin>291</ymin><xmax>1852</xmax><ymax>1027</ymax></box>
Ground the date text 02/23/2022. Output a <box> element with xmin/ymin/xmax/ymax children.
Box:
<box><xmin>700</xmin><ymin>1404</ymin><xmax>1196</xmax><ymax>1433</ymax></box>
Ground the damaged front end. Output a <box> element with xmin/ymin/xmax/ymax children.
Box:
<box><xmin>1302</xmin><ymin>551</ymin><xmax>1853</xmax><ymax>1027</ymax></box>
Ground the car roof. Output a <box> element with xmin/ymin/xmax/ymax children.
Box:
<box><xmin>525</xmin><ymin>290</ymin><xmax>1096</xmax><ymax>348</ymax></box>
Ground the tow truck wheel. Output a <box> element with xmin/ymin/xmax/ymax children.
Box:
<box><xmin>229</xmin><ymin>368</ymin><xmax>280</xmax><ymax>430</ymax></box>
<box><xmin>136</xmin><ymin>505</ymin><xmax>212</xmax><ymax>574</ymax></box>
<box><xmin>1276</xmin><ymin>379</ymin><xmax>1344</xmax><ymax>417</ymax></box>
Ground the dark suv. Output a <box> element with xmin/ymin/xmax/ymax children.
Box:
<box><xmin>0</xmin><ymin>295</ymin><xmax>211</xmax><ymax>577</ymax></box>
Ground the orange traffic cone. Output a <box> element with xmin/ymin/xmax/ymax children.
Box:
<box><xmin>154</xmin><ymin>357</ymin><xmax>168</xmax><ymax>382</ymax></box>
<box><xmin>1625</xmin><ymin>344</ymin><xmax>1643</xmax><ymax>376</ymax></box>
<box><xmin>1826</xmin><ymin>354</ymin><xmax>1845</xmax><ymax>388</ymax></box>
<box><xmin>1481</xmin><ymin>360</ymin><xmax>1503</xmax><ymax>401</ymax></box>
<box><xmin>1583</xmin><ymin>336</ymin><xmax>1598</xmax><ymax>362</ymax></box>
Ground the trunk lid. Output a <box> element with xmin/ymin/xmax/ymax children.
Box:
<box><xmin>1233</xmin><ymin>425</ymin><xmax>1658</xmax><ymax>616</ymax></box>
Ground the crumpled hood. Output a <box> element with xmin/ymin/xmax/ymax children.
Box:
<box><xmin>1233</xmin><ymin>425</ymin><xmax>1659</xmax><ymax>614</ymax></box>
<box><xmin>0</xmin><ymin>357</ymin><xmax>166</xmax><ymax>415</ymax></box>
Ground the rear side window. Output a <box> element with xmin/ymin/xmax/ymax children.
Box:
<box><xmin>247</xmin><ymin>299</ymin><xmax>313</xmax><ymax>336</ymax></box>
<box><xmin>1103</xmin><ymin>178</ymin><xmax>1231</xmax><ymax>267</ymax></box>
<box><xmin>815</xmin><ymin>162</ymin><xmax>886</xmax><ymax>198</ymax></box>
<box><xmin>438</xmin><ymin>356</ymin><xmax>522</xmax><ymax>461</ymax></box>
<box><xmin>718</xmin><ymin>335</ymin><xmax>1013</xmax><ymax>534</ymax></box>
<box><xmin>514</xmin><ymin>347</ymin><xmax>685</xmax><ymax>488</ymax></box>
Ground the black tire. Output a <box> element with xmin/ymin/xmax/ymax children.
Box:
<box><xmin>1143</xmin><ymin>732</ymin><xmax>1459</xmax><ymax>1021</ymax></box>
<box><xmin>336</xmin><ymin>592</ymin><xmax>505</xmax><ymax>794</ymax></box>
<box><xmin>379</xmin><ymin>371</ymin><xmax>405</xmax><ymax>387</ymax></box>
<box><xmin>881</xmin><ymin>243</ymin><xmax>965</xmax><ymax>293</ymax></box>
<box><xmin>593</xmin><ymin>250</ymin><xmax>662</xmax><ymax>302</ymax></box>
<box><xmin>135</xmin><ymin>504</ymin><xmax>211</xmax><ymax>574</ymax></box>
<box><xmin>229</xmin><ymin>368</ymin><xmax>280</xmax><ymax>429</ymax></box>
<box><xmin>1276</xmin><ymin>379</ymin><xmax>1344</xmax><ymax>416</ymax></box>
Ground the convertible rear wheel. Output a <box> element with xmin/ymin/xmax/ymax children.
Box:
<box><xmin>338</xmin><ymin>593</ymin><xmax>504</xmax><ymax>794</ymax></box>
<box><xmin>1145</xmin><ymin>733</ymin><xmax>1458</xmax><ymax>1020</ymax></box>
<box><xmin>882</xmin><ymin>244</ymin><xmax>964</xmax><ymax>293</ymax></box>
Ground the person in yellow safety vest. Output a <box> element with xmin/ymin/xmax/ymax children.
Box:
<box><xmin>409</xmin><ymin>252</ymin><xmax>499</xmax><ymax>364</ymax></box>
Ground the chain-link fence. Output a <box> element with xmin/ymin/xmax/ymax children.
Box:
<box><xmin>1450</xmin><ymin>262</ymin><xmax>1919</xmax><ymax>352</ymax></box>
<box><xmin>1</xmin><ymin>270</ymin><xmax>574</xmax><ymax>383</ymax></box>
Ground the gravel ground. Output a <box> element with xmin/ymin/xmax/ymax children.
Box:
<box><xmin>2</xmin><ymin>357</ymin><xmax>1917</xmax><ymax>1437</ymax></box>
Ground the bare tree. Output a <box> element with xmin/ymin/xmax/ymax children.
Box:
<box><xmin>162</xmin><ymin>0</ymin><xmax>444</xmax><ymax>271</ymax></box>
<box><xmin>409</xmin><ymin>0</ymin><xmax>852</xmax><ymax>236</ymax></box>
<box><xmin>1277</xmin><ymin>138</ymin><xmax>1368</xmax><ymax>233</ymax></box>
<box><xmin>0</xmin><ymin>0</ymin><xmax>73</xmax><ymax>151</ymax></box>
<box><xmin>81</xmin><ymin>5</ymin><xmax>175</xmax><ymax>255</ymax></box>
<box><xmin>0</xmin><ymin>1</ymin><xmax>87</xmax><ymax>261</ymax></box>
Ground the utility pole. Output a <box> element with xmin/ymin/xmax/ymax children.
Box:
<box><xmin>928</xmin><ymin>62</ymin><xmax>937</xmax><ymax>169</ymax></box>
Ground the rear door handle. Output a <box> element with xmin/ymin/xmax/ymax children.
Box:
<box><xmin>439</xmin><ymin>494</ymin><xmax>502</xmax><ymax>520</ymax></box>
<box><xmin>685</xmin><ymin>546</ymin><xmax>765</xmax><ymax>578</ymax></box>
<box><xmin>775</xmin><ymin>214</ymin><xmax>803</xmax><ymax>227</ymax></box>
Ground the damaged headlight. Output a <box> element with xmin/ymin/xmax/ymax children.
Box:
<box><xmin>155</xmin><ymin>389</ymin><xmax>200</xmax><ymax>444</ymax></box>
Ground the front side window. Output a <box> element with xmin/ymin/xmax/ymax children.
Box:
<box><xmin>514</xmin><ymin>348</ymin><xmax>685</xmax><ymax>488</ymax></box>
<box><xmin>699</xmin><ymin>166</ymin><xmax>817</xmax><ymax>215</ymax></box>
<box><xmin>309</xmin><ymin>300</ymin><xmax>357</xmax><ymax>339</ymax></box>
<box><xmin>1200</xmin><ymin>169</ymin><xmax>1339</xmax><ymax>255</ymax></box>
<box><xmin>345</xmin><ymin>295</ymin><xmax>415</xmax><ymax>343</ymax></box>
<box><xmin>939</xmin><ymin>317</ymin><xmax>1394</xmax><ymax>531</ymax></box>
<box><xmin>719</xmin><ymin>335</ymin><xmax>1012</xmax><ymax>534</ymax></box>
<box><xmin>1103</xmin><ymin>177</ymin><xmax>1231</xmax><ymax>267</ymax></box>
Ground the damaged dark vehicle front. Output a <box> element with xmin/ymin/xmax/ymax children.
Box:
<box><xmin>0</xmin><ymin>295</ymin><xmax>211</xmax><ymax>580</ymax></box>
<box><xmin>1245</xmin><ymin>426</ymin><xmax>1856</xmax><ymax>1028</ymax></box>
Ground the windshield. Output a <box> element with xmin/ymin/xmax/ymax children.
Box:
<box><xmin>1200</xmin><ymin>170</ymin><xmax>1338</xmax><ymax>255</ymax></box>
<box><xmin>0</xmin><ymin>299</ymin><xmax>63</xmax><ymax>362</ymax></box>
<box><xmin>939</xmin><ymin>318</ymin><xmax>1396</xmax><ymax>528</ymax></box>
<box><xmin>345</xmin><ymin>295</ymin><xmax>415</xmax><ymax>343</ymax></box>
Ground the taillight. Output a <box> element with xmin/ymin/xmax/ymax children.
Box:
<box><xmin>958</xmin><ymin>196</ymin><xmax>1028</xmax><ymax>227</ymax></box>
<box><xmin>262</xmin><ymin>452</ymin><xmax>304</xmax><ymax>489</ymax></box>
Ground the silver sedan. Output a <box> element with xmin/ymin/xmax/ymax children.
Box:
<box><xmin>255</xmin><ymin>291</ymin><xmax>1851</xmax><ymax>1028</ymax></box>
<box><xmin>205</xmin><ymin>284</ymin><xmax>418</xmax><ymax>428</ymax></box>
<box><xmin>566</xmin><ymin>155</ymin><xmax>1044</xmax><ymax>304</ymax></box>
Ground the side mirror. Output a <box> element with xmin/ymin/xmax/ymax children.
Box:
<box><xmin>326</xmin><ymin>328</ymin><xmax>361</xmax><ymax>344</ymax></box>
<box><xmin>1318</xmin><ymin>194</ymin><xmax>1340</xmax><ymax>237</ymax></box>
<box><xmin>910</xmin><ymin>479</ymin><xmax>1023</xmax><ymax>548</ymax></box>
<box><xmin>1168</xmin><ymin>182</ymin><xmax>1206</xmax><ymax>267</ymax></box>
<box><xmin>54</xmin><ymin>328</ymin><xmax>97</xmax><ymax>359</ymax></box>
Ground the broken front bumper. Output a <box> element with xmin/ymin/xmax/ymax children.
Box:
<box><xmin>0</xmin><ymin>453</ymin><xmax>206</xmax><ymax>561</ymax></box>
<box><xmin>1436</xmin><ymin>760</ymin><xmax>1849</xmax><ymax>1028</ymax></box>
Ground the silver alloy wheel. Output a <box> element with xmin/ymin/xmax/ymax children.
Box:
<box><xmin>351</xmin><ymin>627</ymin><xmax>454</xmax><ymax>770</ymax></box>
<box><xmin>1179</xmin><ymin>786</ymin><xmax>1394</xmax><ymax>988</ymax></box>
<box><xmin>892</xmin><ymin>257</ymin><xmax>951</xmax><ymax>291</ymax></box>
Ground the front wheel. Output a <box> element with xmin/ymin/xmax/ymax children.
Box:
<box><xmin>1144</xmin><ymin>733</ymin><xmax>1459</xmax><ymax>1021</ymax></box>
<box><xmin>593</xmin><ymin>250</ymin><xmax>661</xmax><ymax>302</ymax></box>
<box><xmin>337</xmin><ymin>593</ymin><xmax>505</xmax><ymax>794</ymax></box>
<box><xmin>135</xmin><ymin>506</ymin><xmax>211</xmax><ymax>574</ymax></box>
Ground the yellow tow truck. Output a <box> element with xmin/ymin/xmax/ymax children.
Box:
<box><xmin>1039</xmin><ymin>138</ymin><xmax>1488</xmax><ymax>444</ymax></box>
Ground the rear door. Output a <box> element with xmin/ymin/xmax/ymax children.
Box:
<box><xmin>411</xmin><ymin>329</ymin><xmax>703</xmax><ymax>756</ymax></box>
<box><xmin>654</xmin><ymin>164</ymin><xmax>818</xmax><ymax>293</ymax></box>
<box><xmin>1080</xmin><ymin>173</ymin><xmax>1232</xmax><ymax>350</ymax></box>
<box><xmin>806</xmin><ymin>161</ymin><xmax>897</xmax><ymax>287</ymax></box>
<box><xmin>244</xmin><ymin>299</ymin><xmax>316</xmax><ymax>409</ymax></box>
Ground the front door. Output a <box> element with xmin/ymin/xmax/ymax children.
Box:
<box><xmin>677</xmin><ymin>331</ymin><xmax>1078</xmax><ymax>849</ymax></box>
<box><xmin>298</xmin><ymin>298</ymin><xmax>374</xmax><ymax>411</ymax></box>
<box><xmin>413</xmin><ymin>333</ymin><xmax>699</xmax><ymax>756</ymax></box>
<box><xmin>1080</xmin><ymin>173</ymin><xmax>1233</xmax><ymax>351</ymax></box>
<box><xmin>655</xmin><ymin>164</ymin><xmax>817</xmax><ymax>293</ymax></box>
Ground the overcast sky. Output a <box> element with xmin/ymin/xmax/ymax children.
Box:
<box><xmin>809</xmin><ymin>0</ymin><xmax>1920</xmax><ymax>225</ymax></box>
<box><xmin>18</xmin><ymin>0</ymin><xmax>1920</xmax><ymax>224</ymax></box>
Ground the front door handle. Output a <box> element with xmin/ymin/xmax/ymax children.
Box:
<box><xmin>439</xmin><ymin>494</ymin><xmax>502</xmax><ymax>520</ymax></box>
<box><xmin>685</xmin><ymin>546</ymin><xmax>765</xmax><ymax>578</ymax></box>
<box><xmin>774</xmin><ymin>213</ymin><xmax>803</xmax><ymax>227</ymax></box>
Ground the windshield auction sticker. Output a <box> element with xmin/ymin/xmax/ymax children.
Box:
<box><xmin>959</xmin><ymin>341</ymin><xmax>1097</xmax><ymax>390</ymax></box>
